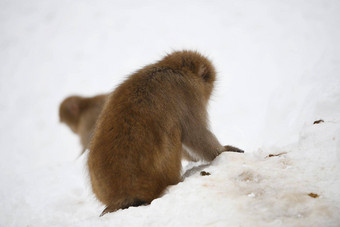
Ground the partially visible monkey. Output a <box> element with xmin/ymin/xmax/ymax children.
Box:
<box><xmin>88</xmin><ymin>50</ymin><xmax>244</xmax><ymax>216</ymax></box>
<box><xmin>59</xmin><ymin>94</ymin><xmax>107</xmax><ymax>154</ymax></box>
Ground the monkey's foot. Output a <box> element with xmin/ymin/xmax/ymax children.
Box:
<box><xmin>99</xmin><ymin>199</ymin><xmax>148</xmax><ymax>217</ymax></box>
<box><xmin>100</xmin><ymin>206</ymin><xmax>117</xmax><ymax>217</ymax></box>
<box><xmin>224</xmin><ymin>145</ymin><xmax>244</xmax><ymax>153</ymax></box>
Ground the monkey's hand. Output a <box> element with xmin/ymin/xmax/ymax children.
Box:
<box><xmin>223</xmin><ymin>145</ymin><xmax>244</xmax><ymax>153</ymax></box>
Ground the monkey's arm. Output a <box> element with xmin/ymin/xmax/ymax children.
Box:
<box><xmin>182</xmin><ymin>128</ymin><xmax>225</xmax><ymax>161</ymax></box>
<box><xmin>182</xmin><ymin>128</ymin><xmax>243</xmax><ymax>162</ymax></box>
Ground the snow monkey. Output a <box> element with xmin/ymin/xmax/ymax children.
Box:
<box><xmin>88</xmin><ymin>50</ymin><xmax>244</xmax><ymax>216</ymax></box>
<box><xmin>59</xmin><ymin>93</ymin><xmax>202</xmax><ymax>161</ymax></box>
<box><xmin>59</xmin><ymin>94</ymin><xmax>107</xmax><ymax>154</ymax></box>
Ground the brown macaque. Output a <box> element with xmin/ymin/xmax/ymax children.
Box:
<box><xmin>59</xmin><ymin>94</ymin><xmax>107</xmax><ymax>154</ymax></box>
<box><xmin>88</xmin><ymin>50</ymin><xmax>244</xmax><ymax>216</ymax></box>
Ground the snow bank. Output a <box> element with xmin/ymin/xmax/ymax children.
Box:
<box><xmin>3</xmin><ymin>119</ymin><xmax>339</xmax><ymax>226</ymax></box>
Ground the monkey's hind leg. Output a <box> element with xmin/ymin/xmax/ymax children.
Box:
<box><xmin>99</xmin><ymin>199</ymin><xmax>148</xmax><ymax>217</ymax></box>
<box><xmin>224</xmin><ymin>145</ymin><xmax>244</xmax><ymax>153</ymax></box>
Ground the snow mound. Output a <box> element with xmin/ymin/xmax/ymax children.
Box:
<box><xmin>4</xmin><ymin>120</ymin><xmax>339</xmax><ymax>227</ymax></box>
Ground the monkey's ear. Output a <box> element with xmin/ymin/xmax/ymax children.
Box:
<box><xmin>66</xmin><ymin>99</ymin><xmax>79</xmax><ymax>117</ymax></box>
<box><xmin>198</xmin><ymin>65</ymin><xmax>211</xmax><ymax>82</ymax></box>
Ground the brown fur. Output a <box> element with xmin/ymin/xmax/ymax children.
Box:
<box><xmin>59</xmin><ymin>94</ymin><xmax>107</xmax><ymax>153</ymax></box>
<box><xmin>88</xmin><ymin>50</ymin><xmax>243</xmax><ymax>215</ymax></box>
<box><xmin>59</xmin><ymin>93</ymin><xmax>199</xmax><ymax>161</ymax></box>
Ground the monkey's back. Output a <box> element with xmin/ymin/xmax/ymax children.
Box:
<box><xmin>88</xmin><ymin>66</ymin><xmax>197</xmax><ymax>210</ymax></box>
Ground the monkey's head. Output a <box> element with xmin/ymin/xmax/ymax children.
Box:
<box><xmin>160</xmin><ymin>50</ymin><xmax>216</xmax><ymax>101</ymax></box>
<box><xmin>59</xmin><ymin>96</ymin><xmax>83</xmax><ymax>133</ymax></box>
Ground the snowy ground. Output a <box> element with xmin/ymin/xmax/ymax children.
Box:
<box><xmin>1</xmin><ymin>0</ymin><xmax>339</xmax><ymax>226</ymax></box>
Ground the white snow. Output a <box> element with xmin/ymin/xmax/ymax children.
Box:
<box><xmin>1</xmin><ymin>0</ymin><xmax>339</xmax><ymax>226</ymax></box>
